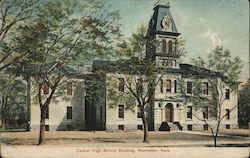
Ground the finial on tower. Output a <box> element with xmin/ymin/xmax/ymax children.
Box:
<box><xmin>154</xmin><ymin>0</ymin><xmax>170</xmax><ymax>8</ymax></box>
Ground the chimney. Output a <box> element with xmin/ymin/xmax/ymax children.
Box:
<box><xmin>130</xmin><ymin>57</ymin><xmax>139</xmax><ymax>64</ymax></box>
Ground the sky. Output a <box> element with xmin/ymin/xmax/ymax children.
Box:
<box><xmin>108</xmin><ymin>0</ymin><xmax>249</xmax><ymax>82</ymax></box>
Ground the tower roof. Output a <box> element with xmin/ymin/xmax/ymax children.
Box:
<box><xmin>148</xmin><ymin>1</ymin><xmax>180</xmax><ymax>36</ymax></box>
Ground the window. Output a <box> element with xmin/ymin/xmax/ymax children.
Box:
<box><xmin>67</xmin><ymin>82</ymin><xmax>72</xmax><ymax>95</ymax></box>
<box><xmin>118</xmin><ymin>125</ymin><xmax>124</xmax><ymax>130</ymax></box>
<box><xmin>204</xmin><ymin>124</ymin><xmax>208</xmax><ymax>130</ymax></box>
<box><xmin>67</xmin><ymin>107</ymin><xmax>72</xmax><ymax>119</ymax></box>
<box><xmin>45</xmin><ymin>125</ymin><xmax>49</xmax><ymax>131</ymax></box>
<box><xmin>176</xmin><ymin>104</ymin><xmax>179</xmax><ymax>108</ymax></box>
<box><xmin>158</xmin><ymin>103</ymin><xmax>162</xmax><ymax>108</ymax></box>
<box><xmin>67</xmin><ymin>125</ymin><xmax>73</xmax><ymax>130</ymax></box>
<box><xmin>45</xmin><ymin>106</ymin><xmax>49</xmax><ymax>119</ymax></box>
<box><xmin>137</xmin><ymin>79</ymin><xmax>143</xmax><ymax>94</ymax></box>
<box><xmin>225</xmin><ymin>89</ymin><xmax>230</xmax><ymax>99</ymax></box>
<box><xmin>202</xmin><ymin>82</ymin><xmax>208</xmax><ymax>95</ymax></box>
<box><xmin>162</xmin><ymin>39</ymin><xmax>166</xmax><ymax>53</ymax></box>
<box><xmin>43</xmin><ymin>82</ymin><xmax>49</xmax><ymax>94</ymax></box>
<box><xmin>187</xmin><ymin>81</ymin><xmax>192</xmax><ymax>94</ymax></box>
<box><xmin>168</xmin><ymin>40</ymin><xmax>173</xmax><ymax>53</ymax></box>
<box><xmin>187</xmin><ymin>125</ymin><xmax>192</xmax><ymax>131</ymax></box>
<box><xmin>174</xmin><ymin>80</ymin><xmax>177</xmax><ymax>93</ymax></box>
<box><xmin>166</xmin><ymin>79</ymin><xmax>171</xmax><ymax>93</ymax></box>
<box><xmin>187</xmin><ymin>106</ymin><xmax>192</xmax><ymax>119</ymax></box>
<box><xmin>203</xmin><ymin>107</ymin><xmax>208</xmax><ymax>119</ymax></box>
<box><xmin>118</xmin><ymin>78</ymin><xmax>124</xmax><ymax>92</ymax></box>
<box><xmin>137</xmin><ymin>105</ymin><xmax>142</xmax><ymax>118</ymax></box>
<box><xmin>226</xmin><ymin>124</ymin><xmax>230</xmax><ymax>129</ymax></box>
<box><xmin>137</xmin><ymin>125</ymin><xmax>143</xmax><ymax>130</ymax></box>
<box><xmin>160</xmin><ymin>79</ymin><xmax>163</xmax><ymax>93</ymax></box>
<box><xmin>226</xmin><ymin>109</ymin><xmax>230</xmax><ymax>120</ymax></box>
<box><xmin>118</xmin><ymin>105</ymin><xmax>124</xmax><ymax>118</ymax></box>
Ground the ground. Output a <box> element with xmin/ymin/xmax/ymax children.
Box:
<box><xmin>0</xmin><ymin>129</ymin><xmax>249</xmax><ymax>147</ymax></box>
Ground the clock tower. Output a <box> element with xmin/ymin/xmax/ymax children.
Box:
<box><xmin>145</xmin><ymin>1</ymin><xmax>181</xmax><ymax>68</ymax></box>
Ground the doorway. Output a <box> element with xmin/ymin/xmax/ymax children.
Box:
<box><xmin>165</xmin><ymin>103</ymin><xmax>173</xmax><ymax>122</ymax></box>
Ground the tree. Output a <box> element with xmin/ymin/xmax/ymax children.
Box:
<box><xmin>0</xmin><ymin>0</ymin><xmax>41</xmax><ymax>71</ymax></box>
<box><xmin>20</xmin><ymin>0</ymin><xmax>121</xmax><ymax>145</ymax></box>
<box><xmin>178</xmin><ymin>46</ymin><xmax>243</xmax><ymax>147</ymax></box>
<box><xmin>107</xmin><ymin>61</ymin><xmax>160</xmax><ymax>143</ymax></box>
<box><xmin>238</xmin><ymin>79</ymin><xmax>250</xmax><ymax>128</ymax></box>
<box><xmin>105</xmin><ymin>25</ymin><xmax>154</xmax><ymax>142</ymax></box>
<box><xmin>0</xmin><ymin>67</ymin><xmax>26</xmax><ymax>129</ymax></box>
<box><xmin>105</xmin><ymin>24</ymin><xmax>187</xmax><ymax>143</ymax></box>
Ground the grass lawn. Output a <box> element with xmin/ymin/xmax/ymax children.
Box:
<box><xmin>0</xmin><ymin>129</ymin><xmax>249</xmax><ymax>147</ymax></box>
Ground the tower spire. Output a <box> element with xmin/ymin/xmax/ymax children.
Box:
<box><xmin>154</xmin><ymin>0</ymin><xmax>170</xmax><ymax>8</ymax></box>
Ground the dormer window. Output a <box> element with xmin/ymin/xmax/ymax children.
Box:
<box><xmin>161</xmin><ymin>39</ymin><xmax>166</xmax><ymax>53</ymax></box>
<box><xmin>168</xmin><ymin>40</ymin><xmax>172</xmax><ymax>53</ymax></box>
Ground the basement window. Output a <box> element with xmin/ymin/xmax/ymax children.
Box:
<box><xmin>137</xmin><ymin>125</ymin><xmax>143</xmax><ymax>130</ymax></box>
<box><xmin>187</xmin><ymin>125</ymin><xmax>192</xmax><ymax>131</ymax></box>
<box><xmin>118</xmin><ymin>125</ymin><xmax>124</xmax><ymax>130</ymax></box>
<box><xmin>67</xmin><ymin>125</ymin><xmax>73</xmax><ymax>131</ymax></box>
<box><xmin>45</xmin><ymin>125</ymin><xmax>49</xmax><ymax>131</ymax></box>
<box><xmin>204</xmin><ymin>124</ymin><xmax>208</xmax><ymax>130</ymax></box>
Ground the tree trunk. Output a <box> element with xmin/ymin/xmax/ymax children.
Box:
<box><xmin>38</xmin><ymin>110</ymin><xmax>45</xmax><ymax>145</ymax></box>
<box><xmin>213</xmin><ymin>136</ymin><xmax>217</xmax><ymax>147</ymax></box>
<box><xmin>142</xmin><ymin>116</ymin><xmax>149</xmax><ymax>143</ymax></box>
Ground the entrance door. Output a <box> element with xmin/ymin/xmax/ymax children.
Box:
<box><xmin>165</xmin><ymin>103</ymin><xmax>173</xmax><ymax>122</ymax></box>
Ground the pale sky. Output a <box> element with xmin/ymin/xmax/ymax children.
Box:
<box><xmin>108</xmin><ymin>0</ymin><xmax>249</xmax><ymax>82</ymax></box>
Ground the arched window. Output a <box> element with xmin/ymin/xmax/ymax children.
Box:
<box><xmin>160</xmin><ymin>79</ymin><xmax>163</xmax><ymax>93</ymax></box>
<box><xmin>168</xmin><ymin>40</ymin><xmax>172</xmax><ymax>53</ymax></box>
<box><xmin>162</xmin><ymin>39</ymin><xmax>166</xmax><ymax>53</ymax></box>
<box><xmin>166</xmin><ymin>79</ymin><xmax>171</xmax><ymax>93</ymax></box>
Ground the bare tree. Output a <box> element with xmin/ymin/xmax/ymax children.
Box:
<box><xmin>178</xmin><ymin>46</ymin><xmax>242</xmax><ymax>147</ymax></box>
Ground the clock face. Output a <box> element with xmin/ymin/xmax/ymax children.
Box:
<box><xmin>161</xmin><ymin>16</ymin><xmax>171</xmax><ymax>31</ymax></box>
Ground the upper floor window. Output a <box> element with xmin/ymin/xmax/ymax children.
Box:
<box><xmin>43</xmin><ymin>82</ymin><xmax>49</xmax><ymax>94</ymax></box>
<box><xmin>162</xmin><ymin>39</ymin><xmax>166</xmax><ymax>53</ymax></box>
<box><xmin>166</xmin><ymin>79</ymin><xmax>171</xmax><ymax>93</ymax></box>
<box><xmin>118</xmin><ymin>78</ymin><xmax>124</xmax><ymax>92</ymax></box>
<box><xmin>137</xmin><ymin>105</ymin><xmax>142</xmax><ymax>118</ymax></box>
<box><xmin>118</xmin><ymin>105</ymin><xmax>124</xmax><ymax>118</ymax></box>
<box><xmin>160</xmin><ymin>79</ymin><xmax>163</xmax><ymax>93</ymax></box>
<box><xmin>187</xmin><ymin>81</ymin><xmax>192</xmax><ymax>94</ymax></box>
<box><xmin>203</xmin><ymin>107</ymin><xmax>208</xmax><ymax>119</ymax></box>
<box><xmin>168</xmin><ymin>40</ymin><xmax>173</xmax><ymax>53</ymax></box>
<box><xmin>67</xmin><ymin>106</ymin><xmax>72</xmax><ymax>119</ymax></box>
<box><xmin>67</xmin><ymin>82</ymin><xmax>72</xmax><ymax>95</ymax></box>
<box><xmin>174</xmin><ymin>80</ymin><xmax>177</xmax><ymax>93</ymax></box>
<box><xmin>225</xmin><ymin>89</ymin><xmax>230</xmax><ymax>99</ymax></box>
<box><xmin>187</xmin><ymin>106</ymin><xmax>192</xmax><ymax>119</ymax></box>
<box><xmin>202</xmin><ymin>82</ymin><xmax>208</xmax><ymax>95</ymax></box>
<box><xmin>226</xmin><ymin>109</ymin><xmax>230</xmax><ymax>120</ymax></box>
